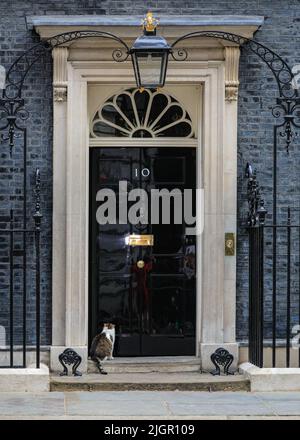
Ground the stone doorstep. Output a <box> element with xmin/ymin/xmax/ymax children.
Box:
<box><xmin>2</xmin><ymin>361</ymin><xmax>300</xmax><ymax>393</ymax></box>
<box><xmin>88</xmin><ymin>356</ymin><xmax>201</xmax><ymax>374</ymax></box>
<box><xmin>239</xmin><ymin>362</ymin><xmax>300</xmax><ymax>392</ymax></box>
<box><xmin>50</xmin><ymin>372</ymin><xmax>250</xmax><ymax>392</ymax></box>
<box><xmin>0</xmin><ymin>364</ymin><xmax>50</xmax><ymax>392</ymax></box>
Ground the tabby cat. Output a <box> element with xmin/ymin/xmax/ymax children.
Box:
<box><xmin>90</xmin><ymin>323</ymin><xmax>115</xmax><ymax>375</ymax></box>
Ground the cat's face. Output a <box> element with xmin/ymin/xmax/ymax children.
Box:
<box><xmin>103</xmin><ymin>323</ymin><xmax>115</xmax><ymax>330</ymax></box>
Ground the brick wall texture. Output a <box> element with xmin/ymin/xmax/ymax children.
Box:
<box><xmin>0</xmin><ymin>0</ymin><xmax>300</xmax><ymax>345</ymax></box>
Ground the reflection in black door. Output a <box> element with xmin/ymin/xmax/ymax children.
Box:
<box><xmin>89</xmin><ymin>147</ymin><xmax>196</xmax><ymax>356</ymax></box>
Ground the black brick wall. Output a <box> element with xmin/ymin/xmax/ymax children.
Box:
<box><xmin>0</xmin><ymin>0</ymin><xmax>299</xmax><ymax>345</ymax></box>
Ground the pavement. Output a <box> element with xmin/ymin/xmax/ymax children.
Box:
<box><xmin>0</xmin><ymin>391</ymin><xmax>300</xmax><ymax>419</ymax></box>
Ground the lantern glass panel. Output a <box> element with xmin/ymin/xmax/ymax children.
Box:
<box><xmin>133</xmin><ymin>51</ymin><xmax>168</xmax><ymax>88</ymax></box>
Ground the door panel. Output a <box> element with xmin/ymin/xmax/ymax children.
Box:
<box><xmin>89</xmin><ymin>147</ymin><xmax>196</xmax><ymax>356</ymax></box>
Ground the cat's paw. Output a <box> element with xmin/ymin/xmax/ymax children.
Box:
<box><xmin>108</xmin><ymin>356</ymin><xmax>114</xmax><ymax>360</ymax></box>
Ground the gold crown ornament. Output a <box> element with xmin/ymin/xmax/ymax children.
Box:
<box><xmin>142</xmin><ymin>11</ymin><xmax>159</xmax><ymax>33</ymax></box>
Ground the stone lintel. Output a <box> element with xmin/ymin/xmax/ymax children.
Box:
<box><xmin>29</xmin><ymin>14</ymin><xmax>264</xmax><ymax>41</ymax></box>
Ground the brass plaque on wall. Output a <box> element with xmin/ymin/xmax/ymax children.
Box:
<box><xmin>225</xmin><ymin>233</ymin><xmax>235</xmax><ymax>256</ymax></box>
<box><xmin>128</xmin><ymin>234</ymin><xmax>154</xmax><ymax>246</ymax></box>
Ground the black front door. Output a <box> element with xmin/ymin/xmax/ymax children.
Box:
<box><xmin>89</xmin><ymin>147</ymin><xmax>196</xmax><ymax>356</ymax></box>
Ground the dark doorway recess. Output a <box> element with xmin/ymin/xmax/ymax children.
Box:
<box><xmin>89</xmin><ymin>147</ymin><xmax>196</xmax><ymax>356</ymax></box>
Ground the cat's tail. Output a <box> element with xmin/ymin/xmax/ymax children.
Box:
<box><xmin>92</xmin><ymin>356</ymin><xmax>108</xmax><ymax>375</ymax></box>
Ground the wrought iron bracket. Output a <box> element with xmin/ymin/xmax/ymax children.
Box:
<box><xmin>3</xmin><ymin>30</ymin><xmax>130</xmax><ymax>100</ymax></box>
<box><xmin>3</xmin><ymin>29</ymin><xmax>298</xmax><ymax>101</ymax></box>
<box><xmin>1</xmin><ymin>29</ymin><xmax>299</xmax><ymax>152</ymax></box>
<box><xmin>58</xmin><ymin>348</ymin><xmax>82</xmax><ymax>376</ymax></box>
<box><xmin>0</xmin><ymin>98</ymin><xmax>28</xmax><ymax>154</ymax></box>
<box><xmin>171</xmin><ymin>31</ymin><xmax>298</xmax><ymax>99</ymax></box>
<box><xmin>271</xmin><ymin>97</ymin><xmax>300</xmax><ymax>153</ymax></box>
<box><xmin>210</xmin><ymin>347</ymin><xmax>235</xmax><ymax>376</ymax></box>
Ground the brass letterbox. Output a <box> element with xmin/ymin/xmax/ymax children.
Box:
<box><xmin>128</xmin><ymin>234</ymin><xmax>154</xmax><ymax>247</ymax></box>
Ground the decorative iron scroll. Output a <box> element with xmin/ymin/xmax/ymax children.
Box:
<box><xmin>210</xmin><ymin>347</ymin><xmax>234</xmax><ymax>376</ymax></box>
<box><xmin>171</xmin><ymin>31</ymin><xmax>298</xmax><ymax>99</ymax></box>
<box><xmin>4</xmin><ymin>30</ymin><xmax>130</xmax><ymax>100</ymax></box>
<box><xmin>3</xmin><ymin>30</ymin><xmax>298</xmax><ymax>101</ymax></box>
<box><xmin>246</xmin><ymin>163</ymin><xmax>268</xmax><ymax>227</ymax></box>
<box><xmin>58</xmin><ymin>348</ymin><xmax>82</xmax><ymax>376</ymax></box>
<box><xmin>0</xmin><ymin>98</ymin><xmax>28</xmax><ymax>155</ymax></box>
<box><xmin>271</xmin><ymin>97</ymin><xmax>300</xmax><ymax>153</ymax></box>
<box><xmin>171</xmin><ymin>31</ymin><xmax>300</xmax><ymax>152</ymax></box>
<box><xmin>1</xmin><ymin>29</ymin><xmax>299</xmax><ymax>153</ymax></box>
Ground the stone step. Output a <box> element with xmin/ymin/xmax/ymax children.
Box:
<box><xmin>50</xmin><ymin>372</ymin><xmax>250</xmax><ymax>392</ymax></box>
<box><xmin>88</xmin><ymin>356</ymin><xmax>201</xmax><ymax>373</ymax></box>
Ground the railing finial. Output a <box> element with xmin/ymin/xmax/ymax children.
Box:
<box><xmin>246</xmin><ymin>163</ymin><xmax>267</xmax><ymax>226</ymax></box>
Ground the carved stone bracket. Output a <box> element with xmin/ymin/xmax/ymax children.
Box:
<box><xmin>52</xmin><ymin>47</ymin><xmax>69</xmax><ymax>102</ymax></box>
<box><xmin>224</xmin><ymin>46</ymin><xmax>240</xmax><ymax>102</ymax></box>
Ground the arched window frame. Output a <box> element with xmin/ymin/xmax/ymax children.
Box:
<box><xmin>90</xmin><ymin>88</ymin><xmax>195</xmax><ymax>139</ymax></box>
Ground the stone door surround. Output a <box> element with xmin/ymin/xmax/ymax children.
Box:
<box><xmin>31</xmin><ymin>14</ymin><xmax>263</xmax><ymax>372</ymax></box>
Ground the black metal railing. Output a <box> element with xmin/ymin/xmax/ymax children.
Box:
<box><xmin>0</xmin><ymin>169</ymin><xmax>42</xmax><ymax>368</ymax></box>
<box><xmin>247</xmin><ymin>164</ymin><xmax>300</xmax><ymax>368</ymax></box>
<box><xmin>249</xmin><ymin>224</ymin><xmax>264</xmax><ymax>367</ymax></box>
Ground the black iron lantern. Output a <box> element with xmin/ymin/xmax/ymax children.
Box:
<box><xmin>130</xmin><ymin>12</ymin><xmax>171</xmax><ymax>89</ymax></box>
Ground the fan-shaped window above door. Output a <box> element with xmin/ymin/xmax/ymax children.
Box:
<box><xmin>90</xmin><ymin>88</ymin><xmax>194</xmax><ymax>138</ymax></box>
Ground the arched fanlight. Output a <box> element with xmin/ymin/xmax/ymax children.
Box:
<box><xmin>129</xmin><ymin>12</ymin><xmax>172</xmax><ymax>89</ymax></box>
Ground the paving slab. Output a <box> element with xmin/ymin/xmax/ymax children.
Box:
<box><xmin>65</xmin><ymin>392</ymin><xmax>169</xmax><ymax>417</ymax></box>
<box><xmin>167</xmin><ymin>402</ymin><xmax>275</xmax><ymax>416</ymax></box>
<box><xmin>0</xmin><ymin>391</ymin><xmax>299</xmax><ymax>419</ymax></box>
<box><xmin>0</xmin><ymin>392</ymin><xmax>64</xmax><ymax>417</ymax></box>
<box><xmin>256</xmin><ymin>392</ymin><xmax>300</xmax><ymax>401</ymax></box>
<box><xmin>255</xmin><ymin>392</ymin><xmax>300</xmax><ymax>416</ymax></box>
